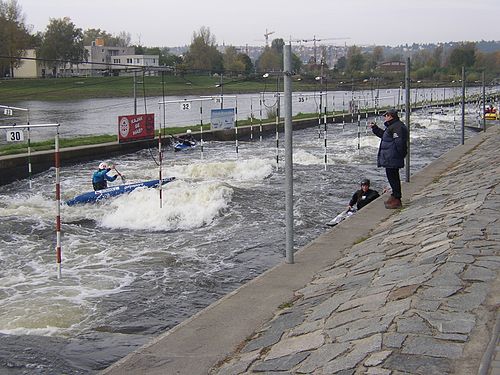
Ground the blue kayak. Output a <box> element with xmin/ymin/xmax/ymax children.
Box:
<box><xmin>66</xmin><ymin>177</ymin><xmax>176</xmax><ymax>206</ymax></box>
<box><xmin>174</xmin><ymin>141</ymin><xmax>197</xmax><ymax>152</ymax></box>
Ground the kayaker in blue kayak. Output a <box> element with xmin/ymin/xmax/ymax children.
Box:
<box><xmin>92</xmin><ymin>162</ymin><xmax>119</xmax><ymax>191</ymax></box>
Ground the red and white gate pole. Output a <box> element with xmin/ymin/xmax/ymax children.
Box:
<box><xmin>54</xmin><ymin>126</ymin><xmax>62</xmax><ymax>278</ymax></box>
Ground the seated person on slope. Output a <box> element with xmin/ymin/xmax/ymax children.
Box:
<box><xmin>347</xmin><ymin>178</ymin><xmax>380</xmax><ymax>211</ymax></box>
<box><xmin>92</xmin><ymin>162</ymin><xmax>118</xmax><ymax>191</ymax></box>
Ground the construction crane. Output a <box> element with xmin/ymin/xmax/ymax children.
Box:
<box><xmin>301</xmin><ymin>35</ymin><xmax>350</xmax><ymax>64</ymax></box>
<box><xmin>264</xmin><ymin>29</ymin><xmax>275</xmax><ymax>47</ymax></box>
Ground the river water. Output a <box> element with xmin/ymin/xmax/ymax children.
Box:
<box><xmin>0</xmin><ymin>86</ymin><xmax>487</xmax><ymax>142</ymax></box>
<box><xmin>0</xmin><ymin>90</ymin><xmax>488</xmax><ymax>374</ymax></box>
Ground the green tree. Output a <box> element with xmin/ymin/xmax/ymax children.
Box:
<box><xmin>221</xmin><ymin>46</ymin><xmax>253</xmax><ymax>75</ymax></box>
<box><xmin>431</xmin><ymin>45</ymin><xmax>443</xmax><ymax>68</ymax></box>
<box><xmin>0</xmin><ymin>0</ymin><xmax>31</xmax><ymax>77</ymax></box>
<box><xmin>83</xmin><ymin>29</ymin><xmax>130</xmax><ymax>47</ymax></box>
<box><xmin>448</xmin><ymin>42</ymin><xmax>476</xmax><ymax>73</ymax></box>
<box><xmin>256</xmin><ymin>45</ymin><xmax>282</xmax><ymax>73</ymax></box>
<box><xmin>335</xmin><ymin>56</ymin><xmax>347</xmax><ymax>71</ymax></box>
<box><xmin>223</xmin><ymin>46</ymin><xmax>245</xmax><ymax>74</ymax></box>
<box><xmin>159</xmin><ymin>47</ymin><xmax>182</xmax><ymax>67</ymax></box>
<box><xmin>237</xmin><ymin>52</ymin><xmax>254</xmax><ymax>74</ymax></box>
<box><xmin>346</xmin><ymin>45</ymin><xmax>365</xmax><ymax>73</ymax></box>
<box><xmin>83</xmin><ymin>28</ymin><xmax>111</xmax><ymax>46</ymax></box>
<box><xmin>184</xmin><ymin>26</ymin><xmax>223</xmax><ymax>73</ymax></box>
<box><xmin>38</xmin><ymin>17</ymin><xmax>86</xmax><ymax>76</ymax></box>
<box><xmin>109</xmin><ymin>31</ymin><xmax>131</xmax><ymax>47</ymax></box>
<box><xmin>257</xmin><ymin>38</ymin><xmax>301</xmax><ymax>74</ymax></box>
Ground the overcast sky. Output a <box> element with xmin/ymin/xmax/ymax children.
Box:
<box><xmin>18</xmin><ymin>0</ymin><xmax>499</xmax><ymax>48</ymax></box>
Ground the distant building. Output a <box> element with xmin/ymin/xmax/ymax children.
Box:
<box><xmin>79</xmin><ymin>41</ymin><xmax>159</xmax><ymax>75</ymax></box>
<box><xmin>13</xmin><ymin>40</ymin><xmax>160</xmax><ymax>78</ymax></box>
<box><xmin>12</xmin><ymin>49</ymin><xmax>45</xmax><ymax>78</ymax></box>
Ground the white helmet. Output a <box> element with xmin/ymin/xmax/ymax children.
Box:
<box><xmin>186</xmin><ymin>129</ymin><xmax>192</xmax><ymax>134</ymax></box>
<box><xmin>99</xmin><ymin>162</ymin><xmax>108</xmax><ymax>170</ymax></box>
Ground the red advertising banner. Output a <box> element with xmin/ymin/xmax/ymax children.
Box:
<box><xmin>118</xmin><ymin>113</ymin><xmax>155</xmax><ymax>143</ymax></box>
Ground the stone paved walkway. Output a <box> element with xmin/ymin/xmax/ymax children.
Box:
<box><xmin>212</xmin><ymin>129</ymin><xmax>500</xmax><ymax>374</ymax></box>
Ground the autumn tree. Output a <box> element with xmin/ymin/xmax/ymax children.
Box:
<box><xmin>346</xmin><ymin>45</ymin><xmax>365</xmax><ymax>72</ymax></box>
<box><xmin>38</xmin><ymin>17</ymin><xmax>86</xmax><ymax>76</ymax></box>
<box><xmin>0</xmin><ymin>0</ymin><xmax>31</xmax><ymax>77</ymax></box>
<box><xmin>183</xmin><ymin>26</ymin><xmax>223</xmax><ymax>73</ymax></box>
<box><xmin>256</xmin><ymin>45</ymin><xmax>282</xmax><ymax>73</ymax></box>
<box><xmin>448</xmin><ymin>42</ymin><xmax>476</xmax><ymax>73</ymax></box>
<box><xmin>83</xmin><ymin>29</ymin><xmax>131</xmax><ymax>47</ymax></box>
<box><xmin>222</xmin><ymin>46</ymin><xmax>253</xmax><ymax>75</ymax></box>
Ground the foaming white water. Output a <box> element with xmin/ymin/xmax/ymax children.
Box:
<box><xmin>166</xmin><ymin>158</ymin><xmax>274</xmax><ymax>182</ymax></box>
<box><xmin>0</xmin><ymin>193</ymin><xmax>54</xmax><ymax>223</ymax></box>
<box><xmin>100</xmin><ymin>180</ymin><xmax>233</xmax><ymax>231</ymax></box>
<box><xmin>293</xmin><ymin>149</ymin><xmax>322</xmax><ymax>165</ymax></box>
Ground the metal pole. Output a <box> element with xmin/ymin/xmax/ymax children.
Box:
<box><xmin>275</xmin><ymin>88</ymin><xmax>280</xmax><ymax>169</ymax></box>
<box><xmin>405</xmin><ymin>57</ymin><xmax>411</xmax><ymax>183</ymax></box>
<box><xmin>461</xmin><ymin>67</ymin><xmax>466</xmax><ymax>145</ymax></box>
<box><xmin>284</xmin><ymin>44</ymin><xmax>294</xmax><ymax>264</ymax></box>
<box><xmin>54</xmin><ymin>127</ymin><xmax>62</xmax><ymax>279</ymax></box>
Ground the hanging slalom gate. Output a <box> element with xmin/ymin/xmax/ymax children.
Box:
<box><xmin>0</xmin><ymin>123</ymin><xmax>62</xmax><ymax>278</ymax></box>
<box><xmin>0</xmin><ymin>105</ymin><xmax>34</xmax><ymax>187</ymax></box>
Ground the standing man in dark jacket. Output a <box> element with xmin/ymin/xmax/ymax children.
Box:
<box><xmin>369</xmin><ymin>108</ymin><xmax>408</xmax><ymax>209</ymax></box>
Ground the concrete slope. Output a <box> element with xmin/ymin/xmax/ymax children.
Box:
<box><xmin>102</xmin><ymin>126</ymin><xmax>498</xmax><ymax>375</ymax></box>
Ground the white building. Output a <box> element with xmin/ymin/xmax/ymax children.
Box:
<box><xmin>12</xmin><ymin>49</ymin><xmax>45</xmax><ymax>78</ymax></box>
<box><xmin>13</xmin><ymin>39</ymin><xmax>160</xmax><ymax>78</ymax></box>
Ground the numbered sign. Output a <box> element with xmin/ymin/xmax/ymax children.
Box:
<box><xmin>3</xmin><ymin>108</ymin><xmax>13</xmax><ymax>116</ymax></box>
<box><xmin>180</xmin><ymin>102</ymin><xmax>191</xmax><ymax>111</ymax></box>
<box><xmin>6</xmin><ymin>129</ymin><xmax>24</xmax><ymax>142</ymax></box>
<box><xmin>297</xmin><ymin>96</ymin><xmax>305</xmax><ymax>103</ymax></box>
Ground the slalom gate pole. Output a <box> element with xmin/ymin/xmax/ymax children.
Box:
<box><xmin>317</xmin><ymin>91</ymin><xmax>322</xmax><ymax>139</ymax></box>
<box><xmin>342</xmin><ymin>95</ymin><xmax>345</xmax><ymax>132</ymax></box>
<box><xmin>250</xmin><ymin>97</ymin><xmax>254</xmax><ymax>141</ymax></box>
<box><xmin>259</xmin><ymin>94</ymin><xmax>263</xmax><ymax>142</ymax></box>
<box><xmin>54</xmin><ymin>126</ymin><xmax>62</xmax><ymax>279</ymax></box>
<box><xmin>199</xmin><ymin>101</ymin><xmax>204</xmax><ymax>160</ymax></box>
<box><xmin>357</xmin><ymin>112</ymin><xmax>361</xmax><ymax>152</ymax></box>
<box><xmin>235</xmin><ymin>96</ymin><xmax>239</xmax><ymax>156</ymax></box>
<box><xmin>364</xmin><ymin>106</ymin><xmax>369</xmax><ymax>134</ymax></box>
<box><xmin>159</xmin><ymin>72</ymin><xmax>166</xmax><ymax>207</ymax></box>
<box><xmin>158</xmin><ymin>103</ymin><xmax>163</xmax><ymax>208</ymax></box>
<box><xmin>27</xmin><ymin>124</ymin><xmax>32</xmax><ymax>189</ymax></box>
<box><xmin>323</xmin><ymin>92</ymin><xmax>328</xmax><ymax>171</ymax></box>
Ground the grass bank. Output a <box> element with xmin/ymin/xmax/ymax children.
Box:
<box><xmin>0</xmin><ymin>74</ymin><xmax>320</xmax><ymax>102</ymax></box>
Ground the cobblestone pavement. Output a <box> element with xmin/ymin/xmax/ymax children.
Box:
<box><xmin>212</xmin><ymin>129</ymin><xmax>500</xmax><ymax>374</ymax></box>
